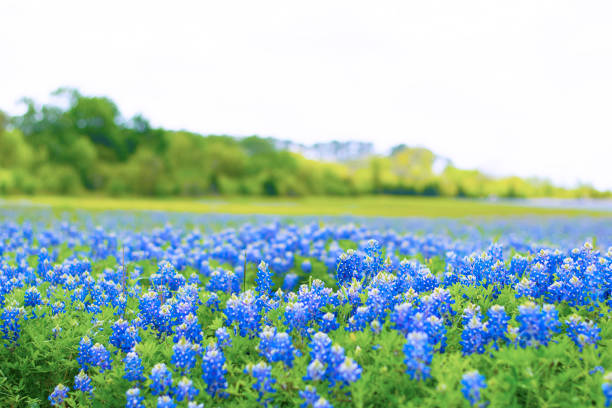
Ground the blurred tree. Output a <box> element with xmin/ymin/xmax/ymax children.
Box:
<box><xmin>4</xmin><ymin>89</ymin><xmax>607</xmax><ymax>198</ymax></box>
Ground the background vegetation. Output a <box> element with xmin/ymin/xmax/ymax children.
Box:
<box><xmin>0</xmin><ymin>88</ymin><xmax>608</xmax><ymax>199</ymax></box>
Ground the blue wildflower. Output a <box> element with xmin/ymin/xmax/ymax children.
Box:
<box><xmin>123</xmin><ymin>351</ymin><xmax>145</xmax><ymax>382</ymax></box>
<box><xmin>245</xmin><ymin>361</ymin><xmax>277</xmax><ymax>404</ymax></box>
<box><xmin>74</xmin><ymin>370</ymin><xmax>93</xmax><ymax>394</ymax></box>
<box><xmin>403</xmin><ymin>331</ymin><xmax>432</xmax><ymax>380</ymax></box>
<box><xmin>258</xmin><ymin>327</ymin><xmax>298</xmax><ymax>367</ymax></box>
<box><xmin>461</xmin><ymin>370</ymin><xmax>487</xmax><ymax>406</ymax></box>
<box><xmin>175</xmin><ymin>377</ymin><xmax>199</xmax><ymax>402</ymax></box>
<box><xmin>171</xmin><ymin>337</ymin><xmax>197</xmax><ymax>373</ymax></box>
<box><xmin>110</xmin><ymin>318</ymin><xmax>140</xmax><ymax>353</ymax></box>
<box><xmin>48</xmin><ymin>384</ymin><xmax>69</xmax><ymax>406</ymax></box>
<box><xmin>225</xmin><ymin>290</ymin><xmax>263</xmax><ymax>338</ymax></box>
<box><xmin>157</xmin><ymin>395</ymin><xmax>176</xmax><ymax>408</ymax></box>
<box><xmin>300</xmin><ymin>386</ymin><xmax>333</xmax><ymax>408</ymax></box>
<box><xmin>77</xmin><ymin>336</ymin><xmax>92</xmax><ymax>371</ymax></box>
<box><xmin>336</xmin><ymin>357</ymin><xmax>362</xmax><ymax>384</ymax></box>
<box><xmin>149</xmin><ymin>363</ymin><xmax>173</xmax><ymax>396</ymax></box>
<box><xmin>285</xmin><ymin>301</ymin><xmax>309</xmax><ymax>335</ymax></box>
<box><xmin>461</xmin><ymin>316</ymin><xmax>488</xmax><ymax>355</ymax></box>
<box><xmin>0</xmin><ymin>306</ymin><xmax>25</xmax><ymax>344</ymax></box>
<box><xmin>517</xmin><ymin>301</ymin><xmax>557</xmax><ymax>348</ymax></box>
<box><xmin>566</xmin><ymin>314</ymin><xmax>601</xmax><ymax>352</ymax></box>
<box><xmin>89</xmin><ymin>342</ymin><xmax>112</xmax><ymax>372</ymax></box>
<box><xmin>201</xmin><ymin>343</ymin><xmax>228</xmax><ymax>398</ymax></box>
<box><xmin>486</xmin><ymin>305</ymin><xmax>509</xmax><ymax>349</ymax></box>
<box><xmin>174</xmin><ymin>313</ymin><xmax>203</xmax><ymax>344</ymax></box>
<box><xmin>215</xmin><ymin>326</ymin><xmax>232</xmax><ymax>349</ymax></box>
<box><xmin>305</xmin><ymin>359</ymin><xmax>326</xmax><ymax>381</ymax></box>
<box><xmin>283</xmin><ymin>272</ymin><xmax>300</xmax><ymax>292</ymax></box>
<box><xmin>256</xmin><ymin>260</ymin><xmax>274</xmax><ymax>296</ymax></box>
<box><xmin>126</xmin><ymin>387</ymin><xmax>145</xmax><ymax>408</ymax></box>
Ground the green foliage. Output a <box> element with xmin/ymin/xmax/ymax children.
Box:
<box><xmin>0</xmin><ymin>245</ymin><xmax>610</xmax><ymax>407</ymax></box>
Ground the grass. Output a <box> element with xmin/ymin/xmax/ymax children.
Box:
<box><xmin>1</xmin><ymin>195</ymin><xmax>610</xmax><ymax>217</ymax></box>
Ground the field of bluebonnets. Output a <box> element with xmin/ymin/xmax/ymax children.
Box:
<box><xmin>0</xmin><ymin>208</ymin><xmax>611</xmax><ymax>408</ymax></box>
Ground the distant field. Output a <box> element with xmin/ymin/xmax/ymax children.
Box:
<box><xmin>2</xmin><ymin>195</ymin><xmax>610</xmax><ymax>217</ymax></box>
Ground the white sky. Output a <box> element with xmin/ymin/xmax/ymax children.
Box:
<box><xmin>2</xmin><ymin>0</ymin><xmax>612</xmax><ymax>189</ymax></box>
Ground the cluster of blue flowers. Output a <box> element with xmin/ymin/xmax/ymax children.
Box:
<box><xmin>461</xmin><ymin>370</ymin><xmax>487</xmax><ymax>406</ymax></box>
<box><xmin>0</xmin><ymin>211</ymin><xmax>610</xmax><ymax>407</ymax></box>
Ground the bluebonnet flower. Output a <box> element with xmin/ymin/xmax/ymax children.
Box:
<box><xmin>336</xmin><ymin>249</ymin><xmax>363</xmax><ymax>286</ymax></box>
<box><xmin>423</xmin><ymin>315</ymin><xmax>446</xmax><ymax>352</ymax></box>
<box><xmin>364</xmin><ymin>239</ymin><xmax>383</xmax><ymax>279</ymax></box>
<box><xmin>309</xmin><ymin>332</ymin><xmax>333</xmax><ymax>362</ymax></box>
<box><xmin>157</xmin><ymin>395</ymin><xmax>176</xmax><ymax>408</ymax></box>
<box><xmin>258</xmin><ymin>327</ymin><xmax>298</xmax><ymax>367</ymax></box>
<box><xmin>283</xmin><ymin>272</ymin><xmax>300</xmax><ymax>292</ymax></box>
<box><xmin>245</xmin><ymin>362</ymin><xmax>277</xmax><ymax>404</ymax></box>
<box><xmin>126</xmin><ymin>387</ymin><xmax>145</xmax><ymax>408</ymax></box>
<box><xmin>256</xmin><ymin>260</ymin><xmax>274</xmax><ymax>296</ymax></box>
<box><xmin>313</xmin><ymin>398</ymin><xmax>334</xmax><ymax>408</ymax></box>
<box><xmin>174</xmin><ymin>313</ymin><xmax>203</xmax><ymax>344</ymax></box>
<box><xmin>225</xmin><ymin>290</ymin><xmax>263</xmax><ymax>338</ymax></box>
<box><xmin>486</xmin><ymin>305</ymin><xmax>509</xmax><ymax>349</ymax></box>
<box><xmin>365</xmin><ymin>288</ymin><xmax>387</xmax><ymax>321</ymax></box>
<box><xmin>0</xmin><ymin>306</ymin><xmax>25</xmax><ymax>344</ymax></box>
<box><xmin>50</xmin><ymin>301</ymin><xmax>66</xmax><ymax>316</ymax></box>
<box><xmin>172</xmin><ymin>337</ymin><xmax>197</xmax><ymax>373</ymax></box>
<box><xmin>299</xmin><ymin>386</ymin><xmax>333</xmax><ymax>408</ymax></box>
<box><xmin>370</xmin><ymin>319</ymin><xmax>382</xmax><ymax>335</ymax></box>
<box><xmin>174</xmin><ymin>377</ymin><xmax>199</xmax><ymax>402</ymax></box>
<box><xmin>48</xmin><ymin>384</ymin><xmax>69</xmax><ymax>406</ymax></box>
<box><xmin>138</xmin><ymin>290</ymin><xmax>161</xmax><ymax>329</ymax></box>
<box><xmin>149</xmin><ymin>363</ymin><xmax>173</xmax><ymax>396</ymax></box>
<box><xmin>516</xmin><ymin>301</ymin><xmax>556</xmax><ymax>348</ymax></box>
<box><xmin>390</xmin><ymin>302</ymin><xmax>416</xmax><ymax>336</ymax></box>
<box><xmin>24</xmin><ymin>287</ymin><xmax>42</xmax><ymax>308</ymax></box>
<box><xmin>74</xmin><ymin>370</ymin><xmax>93</xmax><ymax>394</ymax></box>
<box><xmin>215</xmin><ymin>326</ymin><xmax>232</xmax><ymax>348</ymax></box>
<box><xmin>425</xmin><ymin>287</ymin><xmax>455</xmax><ymax>319</ymax></box>
<box><xmin>89</xmin><ymin>342</ymin><xmax>112</xmax><ymax>372</ymax></box>
<box><xmin>461</xmin><ymin>316</ymin><xmax>488</xmax><ymax>355</ymax></box>
<box><xmin>461</xmin><ymin>304</ymin><xmax>482</xmax><ymax>326</ymax></box>
<box><xmin>110</xmin><ymin>318</ymin><xmax>140</xmax><ymax>353</ymax></box>
<box><xmin>603</xmin><ymin>372</ymin><xmax>612</xmax><ymax>407</ymax></box>
<box><xmin>77</xmin><ymin>336</ymin><xmax>92</xmax><ymax>371</ymax></box>
<box><xmin>461</xmin><ymin>370</ymin><xmax>487</xmax><ymax>406</ymax></box>
<box><xmin>403</xmin><ymin>331</ymin><xmax>432</xmax><ymax>380</ymax></box>
<box><xmin>201</xmin><ymin>343</ymin><xmax>228</xmax><ymax>398</ymax></box>
<box><xmin>542</xmin><ymin>304</ymin><xmax>560</xmax><ymax>334</ymax></box>
<box><xmin>154</xmin><ymin>304</ymin><xmax>173</xmax><ymax>335</ymax></box>
<box><xmin>188</xmin><ymin>403</ymin><xmax>204</xmax><ymax>408</ymax></box>
<box><xmin>207</xmin><ymin>268</ymin><xmax>241</xmax><ymax>294</ymax></box>
<box><xmin>124</xmin><ymin>351</ymin><xmax>145</xmax><ymax>382</ymax></box>
<box><xmin>302</xmin><ymin>260</ymin><xmax>312</xmax><ymax>273</ymax></box>
<box><xmin>285</xmin><ymin>301</ymin><xmax>310</xmax><ymax>335</ymax></box>
<box><xmin>347</xmin><ymin>306</ymin><xmax>372</xmax><ymax>332</ymax></box>
<box><xmin>328</xmin><ymin>345</ymin><xmax>348</xmax><ymax>385</ymax></box>
<box><xmin>303</xmin><ymin>333</ymin><xmax>360</xmax><ymax>386</ymax></box>
<box><xmin>299</xmin><ymin>385</ymin><xmax>320</xmax><ymax>407</ymax></box>
<box><xmin>336</xmin><ymin>357</ymin><xmax>362</xmax><ymax>384</ymax></box>
<box><xmin>565</xmin><ymin>314</ymin><xmax>601</xmax><ymax>352</ymax></box>
<box><xmin>305</xmin><ymin>359</ymin><xmax>326</xmax><ymax>381</ymax></box>
<box><xmin>206</xmin><ymin>292</ymin><xmax>221</xmax><ymax>311</ymax></box>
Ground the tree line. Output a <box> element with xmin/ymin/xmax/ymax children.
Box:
<box><xmin>0</xmin><ymin>88</ymin><xmax>607</xmax><ymax>198</ymax></box>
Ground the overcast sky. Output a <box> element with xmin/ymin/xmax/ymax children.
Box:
<box><xmin>2</xmin><ymin>0</ymin><xmax>611</xmax><ymax>189</ymax></box>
